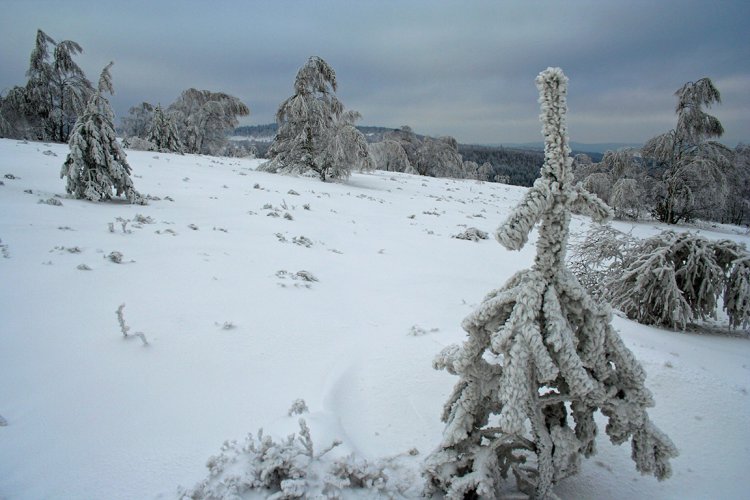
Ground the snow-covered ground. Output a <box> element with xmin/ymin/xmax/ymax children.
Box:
<box><xmin>1</xmin><ymin>138</ymin><xmax>748</xmax><ymax>499</ymax></box>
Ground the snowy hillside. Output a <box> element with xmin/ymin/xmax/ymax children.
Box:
<box><xmin>1</xmin><ymin>138</ymin><xmax>748</xmax><ymax>499</ymax></box>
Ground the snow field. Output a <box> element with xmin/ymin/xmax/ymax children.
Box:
<box><xmin>0</xmin><ymin>138</ymin><xmax>748</xmax><ymax>498</ymax></box>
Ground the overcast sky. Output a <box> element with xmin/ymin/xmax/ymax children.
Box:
<box><xmin>1</xmin><ymin>0</ymin><xmax>748</xmax><ymax>145</ymax></box>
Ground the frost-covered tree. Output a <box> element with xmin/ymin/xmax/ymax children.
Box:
<box><xmin>478</xmin><ymin>161</ymin><xmax>495</xmax><ymax>182</ymax></box>
<box><xmin>121</xmin><ymin>101</ymin><xmax>154</xmax><ymax>139</ymax></box>
<box><xmin>368</xmin><ymin>140</ymin><xmax>416</xmax><ymax>173</ymax></box>
<box><xmin>262</xmin><ymin>56</ymin><xmax>369</xmax><ymax>181</ymax></box>
<box><xmin>463</xmin><ymin>160</ymin><xmax>480</xmax><ymax>180</ymax></box>
<box><xmin>601</xmin><ymin>149</ymin><xmax>638</xmax><ymax>181</ymax></box>
<box><xmin>575</xmin><ymin>227</ymin><xmax>750</xmax><ymax>330</ymax></box>
<box><xmin>424</xmin><ymin>68</ymin><xmax>676</xmax><ymax>499</ymax></box>
<box><xmin>723</xmin><ymin>143</ymin><xmax>750</xmax><ymax>226</ymax></box>
<box><xmin>384</xmin><ymin>125</ymin><xmax>422</xmax><ymax>167</ymax></box>
<box><xmin>60</xmin><ymin>63</ymin><xmax>143</xmax><ymax>204</ymax></box>
<box><xmin>415</xmin><ymin>135</ymin><xmax>465</xmax><ymax>178</ymax></box>
<box><xmin>0</xmin><ymin>86</ymin><xmax>34</xmax><ymax>139</ymax></box>
<box><xmin>610</xmin><ymin>178</ymin><xmax>643</xmax><ymax>220</ymax></box>
<box><xmin>643</xmin><ymin>78</ymin><xmax>732</xmax><ymax>224</ymax></box>
<box><xmin>571</xmin><ymin>153</ymin><xmax>594</xmax><ymax>182</ymax></box>
<box><xmin>146</xmin><ymin>104</ymin><xmax>183</xmax><ymax>153</ymax></box>
<box><xmin>318</xmin><ymin>109</ymin><xmax>371</xmax><ymax>179</ymax></box>
<box><xmin>581</xmin><ymin>171</ymin><xmax>612</xmax><ymax>204</ymax></box>
<box><xmin>24</xmin><ymin>29</ymin><xmax>93</xmax><ymax>142</ymax></box>
<box><xmin>169</xmin><ymin>88</ymin><xmax>249</xmax><ymax>155</ymax></box>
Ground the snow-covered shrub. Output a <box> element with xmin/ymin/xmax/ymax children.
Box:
<box><xmin>38</xmin><ymin>197</ymin><xmax>63</xmax><ymax>206</ymax></box>
<box><xmin>424</xmin><ymin>68</ymin><xmax>677</xmax><ymax>499</ymax></box>
<box><xmin>107</xmin><ymin>251</ymin><xmax>124</xmax><ymax>263</ymax></box>
<box><xmin>287</xmin><ymin>399</ymin><xmax>309</xmax><ymax>416</ymax></box>
<box><xmin>452</xmin><ymin>227</ymin><xmax>489</xmax><ymax>242</ymax></box>
<box><xmin>587</xmin><ymin>229</ymin><xmax>750</xmax><ymax>330</ymax></box>
<box><xmin>60</xmin><ymin>63</ymin><xmax>144</xmax><ymax>204</ymax></box>
<box><xmin>122</xmin><ymin>136</ymin><xmax>157</xmax><ymax>152</ymax></box>
<box><xmin>179</xmin><ymin>411</ymin><xmax>412</xmax><ymax>499</ymax></box>
<box><xmin>569</xmin><ymin>224</ymin><xmax>637</xmax><ymax>300</ymax></box>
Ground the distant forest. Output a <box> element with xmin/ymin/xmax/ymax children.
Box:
<box><xmin>234</xmin><ymin>124</ymin><xmax>602</xmax><ymax>187</ymax></box>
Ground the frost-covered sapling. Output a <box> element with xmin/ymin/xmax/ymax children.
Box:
<box><xmin>424</xmin><ymin>68</ymin><xmax>677</xmax><ymax>499</ymax></box>
<box><xmin>60</xmin><ymin>63</ymin><xmax>144</xmax><ymax>204</ymax></box>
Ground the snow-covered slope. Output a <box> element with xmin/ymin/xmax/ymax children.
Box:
<box><xmin>0</xmin><ymin>138</ymin><xmax>748</xmax><ymax>499</ymax></box>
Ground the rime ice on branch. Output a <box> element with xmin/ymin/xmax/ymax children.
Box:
<box><xmin>424</xmin><ymin>68</ymin><xmax>677</xmax><ymax>499</ymax></box>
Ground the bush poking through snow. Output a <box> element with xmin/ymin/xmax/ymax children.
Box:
<box><xmin>424</xmin><ymin>68</ymin><xmax>677</xmax><ymax>499</ymax></box>
<box><xmin>408</xmin><ymin>325</ymin><xmax>439</xmax><ymax>336</ymax></box>
<box><xmin>288</xmin><ymin>399</ymin><xmax>309</xmax><ymax>416</ymax></box>
<box><xmin>178</xmin><ymin>412</ymin><xmax>413</xmax><ymax>499</ymax></box>
<box><xmin>452</xmin><ymin>227</ymin><xmax>489</xmax><ymax>242</ymax></box>
<box><xmin>107</xmin><ymin>251</ymin><xmax>124</xmax><ymax>264</ymax></box>
<box><xmin>38</xmin><ymin>197</ymin><xmax>63</xmax><ymax>206</ymax></box>
<box><xmin>115</xmin><ymin>304</ymin><xmax>148</xmax><ymax>346</ymax></box>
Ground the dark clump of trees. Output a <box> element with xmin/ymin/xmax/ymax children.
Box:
<box><xmin>459</xmin><ymin>144</ymin><xmax>545</xmax><ymax>186</ymax></box>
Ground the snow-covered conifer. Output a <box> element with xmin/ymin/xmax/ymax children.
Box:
<box><xmin>424</xmin><ymin>68</ymin><xmax>676</xmax><ymax>499</ymax></box>
<box><xmin>261</xmin><ymin>56</ymin><xmax>369</xmax><ymax>182</ymax></box>
<box><xmin>60</xmin><ymin>63</ymin><xmax>143</xmax><ymax>204</ymax></box>
<box><xmin>146</xmin><ymin>104</ymin><xmax>183</xmax><ymax>153</ymax></box>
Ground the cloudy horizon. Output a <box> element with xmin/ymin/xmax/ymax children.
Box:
<box><xmin>1</xmin><ymin>0</ymin><xmax>748</xmax><ymax>146</ymax></box>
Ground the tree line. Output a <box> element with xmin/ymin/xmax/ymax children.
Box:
<box><xmin>0</xmin><ymin>30</ymin><xmax>250</xmax><ymax>158</ymax></box>
<box><xmin>0</xmin><ymin>29</ymin><xmax>747</xmax><ymax>224</ymax></box>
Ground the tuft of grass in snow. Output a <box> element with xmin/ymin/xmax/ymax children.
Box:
<box><xmin>116</xmin><ymin>304</ymin><xmax>149</xmax><ymax>347</ymax></box>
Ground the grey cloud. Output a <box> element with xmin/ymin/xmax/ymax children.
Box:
<box><xmin>1</xmin><ymin>0</ymin><xmax>748</xmax><ymax>145</ymax></box>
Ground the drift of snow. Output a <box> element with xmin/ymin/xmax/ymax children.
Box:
<box><xmin>0</xmin><ymin>138</ymin><xmax>749</xmax><ymax>499</ymax></box>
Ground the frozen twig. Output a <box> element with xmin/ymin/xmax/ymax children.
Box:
<box><xmin>116</xmin><ymin>303</ymin><xmax>149</xmax><ymax>346</ymax></box>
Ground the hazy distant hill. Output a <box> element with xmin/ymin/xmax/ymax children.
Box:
<box><xmin>502</xmin><ymin>141</ymin><xmax>642</xmax><ymax>154</ymax></box>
